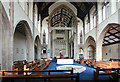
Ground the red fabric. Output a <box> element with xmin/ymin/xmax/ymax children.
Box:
<box><xmin>61</xmin><ymin>56</ymin><xmax>64</xmax><ymax>59</ymax></box>
<box><xmin>60</xmin><ymin>53</ymin><xmax>64</xmax><ymax>59</ymax></box>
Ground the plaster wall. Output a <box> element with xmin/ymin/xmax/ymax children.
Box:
<box><xmin>1</xmin><ymin>1</ymin><xmax>10</xmax><ymax>20</ymax></box>
<box><xmin>97</xmin><ymin>10</ymin><xmax>118</xmax><ymax>40</ymax></box>
<box><xmin>42</xmin><ymin>17</ymin><xmax>48</xmax><ymax>44</ymax></box>
<box><xmin>28</xmin><ymin>2</ymin><xmax>33</xmax><ymax>22</ymax></box>
<box><xmin>14</xmin><ymin>2</ymin><xmax>33</xmax><ymax>35</ymax></box>
<box><xmin>97</xmin><ymin>2</ymin><xmax>102</xmax><ymax>24</ymax></box>
<box><xmin>102</xmin><ymin>44</ymin><xmax>119</xmax><ymax>59</ymax></box>
<box><xmin>77</xmin><ymin>17</ymin><xmax>84</xmax><ymax>45</ymax></box>
<box><xmin>110</xmin><ymin>0</ymin><xmax>117</xmax><ymax>15</ymax></box>
<box><xmin>85</xmin><ymin>28</ymin><xmax>96</xmax><ymax>42</ymax></box>
<box><xmin>13</xmin><ymin>32</ymin><xmax>27</xmax><ymax>61</ymax></box>
<box><xmin>90</xmin><ymin>6</ymin><xmax>95</xmax><ymax>30</ymax></box>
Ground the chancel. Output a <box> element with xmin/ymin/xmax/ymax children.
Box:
<box><xmin>0</xmin><ymin>0</ymin><xmax>120</xmax><ymax>82</ymax></box>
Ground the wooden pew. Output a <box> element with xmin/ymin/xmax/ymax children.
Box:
<box><xmin>109</xmin><ymin>58</ymin><xmax>120</xmax><ymax>61</ymax></box>
<box><xmin>0</xmin><ymin>69</ymin><xmax>79</xmax><ymax>82</ymax></box>
<box><xmin>35</xmin><ymin>60</ymin><xmax>52</xmax><ymax>73</ymax></box>
<box><xmin>13</xmin><ymin>59</ymin><xmax>52</xmax><ymax>72</ymax></box>
<box><xmin>85</xmin><ymin>59</ymin><xmax>96</xmax><ymax>68</ymax></box>
<box><xmin>93</xmin><ymin>68</ymin><xmax>120</xmax><ymax>81</ymax></box>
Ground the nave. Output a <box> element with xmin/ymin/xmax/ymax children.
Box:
<box><xmin>0</xmin><ymin>58</ymin><xmax>120</xmax><ymax>82</ymax></box>
<box><xmin>0</xmin><ymin>0</ymin><xmax>120</xmax><ymax>82</ymax></box>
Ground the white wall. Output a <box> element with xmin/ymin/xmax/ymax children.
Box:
<box><xmin>102</xmin><ymin>44</ymin><xmax>119</xmax><ymax>59</ymax></box>
<box><xmin>1</xmin><ymin>1</ymin><xmax>10</xmax><ymax>20</ymax></box>
<box><xmin>42</xmin><ymin>17</ymin><xmax>48</xmax><ymax>44</ymax></box>
<box><xmin>77</xmin><ymin>17</ymin><xmax>83</xmax><ymax>45</ymax></box>
<box><xmin>28</xmin><ymin>2</ymin><xmax>33</xmax><ymax>22</ymax></box>
<box><xmin>97</xmin><ymin>10</ymin><xmax>118</xmax><ymax>39</ymax></box>
<box><xmin>14</xmin><ymin>2</ymin><xmax>33</xmax><ymax>35</ymax></box>
<box><xmin>13</xmin><ymin>32</ymin><xmax>27</xmax><ymax>61</ymax></box>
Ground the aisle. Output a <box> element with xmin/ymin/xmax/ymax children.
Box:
<box><xmin>43</xmin><ymin>59</ymin><xmax>94</xmax><ymax>81</ymax></box>
<box><xmin>43</xmin><ymin>59</ymin><xmax>110</xmax><ymax>81</ymax></box>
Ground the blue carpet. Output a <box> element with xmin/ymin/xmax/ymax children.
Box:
<box><xmin>44</xmin><ymin>59</ymin><xmax>110</xmax><ymax>81</ymax></box>
<box><xmin>32</xmin><ymin>59</ymin><xmax>110</xmax><ymax>81</ymax></box>
<box><xmin>43</xmin><ymin>59</ymin><xmax>96</xmax><ymax>81</ymax></box>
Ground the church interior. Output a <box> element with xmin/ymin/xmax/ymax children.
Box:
<box><xmin>0</xmin><ymin>0</ymin><xmax>120</xmax><ymax>82</ymax></box>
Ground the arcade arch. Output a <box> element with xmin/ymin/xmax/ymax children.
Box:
<box><xmin>48</xmin><ymin>4</ymin><xmax>78</xmax><ymax>59</ymax></box>
<box><xmin>13</xmin><ymin>21</ymin><xmax>33</xmax><ymax>62</ymax></box>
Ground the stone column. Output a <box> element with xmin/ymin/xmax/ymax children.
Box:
<box><xmin>66</xmin><ymin>30</ymin><xmax>69</xmax><ymax>57</ymax></box>
<box><xmin>47</xmin><ymin>28</ymin><xmax>51</xmax><ymax>59</ymax></box>
<box><xmin>95</xmin><ymin>3</ymin><xmax>98</xmax><ymax>60</ymax></box>
<box><xmin>37</xmin><ymin>43</ymin><xmax>41</xmax><ymax>59</ymax></box>
<box><xmin>118</xmin><ymin>43</ymin><xmax>120</xmax><ymax>59</ymax></box>
<box><xmin>76</xmin><ymin>22</ymin><xmax>79</xmax><ymax>61</ymax></box>
<box><xmin>0</xmin><ymin>1</ymin><xmax>2</xmax><ymax>70</ymax></box>
<box><xmin>28</xmin><ymin>37</ymin><xmax>34</xmax><ymax>62</ymax></box>
<box><xmin>5</xmin><ymin>1</ymin><xmax>14</xmax><ymax>70</ymax></box>
<box><xmin>96</xmin><ymin>39</ymin><xmax>102</xmax><ymax>61</ymax></box>
<box><xmin>71</xmin><ymin>42</ymin><xmax>73</xmax><ymax>58</ymax></box>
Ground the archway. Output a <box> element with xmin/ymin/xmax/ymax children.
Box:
<box><xmin>34</xmin><ymin>35</ymin><xmax>41</xmax><ymax>60</ymax></box>
<box><xmin>13</xmin><ymin>21</ymin><xmax>33</xmax><ymax>62</ymax></box>
<box><xmin>48</xmin><ymin>4</ymin><xmax>77</xmax><ymax>59</ymax></box>
<box><xmin>101</xmin><ymin>24</ymin><xmax>120</xmax><ymax>60</ymax></box>
<box><xmin>85</xmin><ymin>36</ymin><xmax>96</xmax><ymax>59</ymax></box>
<box><xmin>97</xmin><ymin>23</ymin><xmax>120</xmax><ymax>61</ymax></box>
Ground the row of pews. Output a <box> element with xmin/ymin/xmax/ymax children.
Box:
<box><xmin>13</xmin><ymin>59</ymin><xmax>51</xmax><ymax>72</ymax></box>
<box><xmin>0</xmin><ymin>59</ymin><xmax>79</xmax><ymax>82</ymax></box>
<box><xmin>0</xmin><ymin>69</ymin><xmax>79</xmax><ymax>82</ymax></box>
<box><xmin>76</xmin><ymin>58</ymin><xmax>120</xmax><ymax>81</ymax></box>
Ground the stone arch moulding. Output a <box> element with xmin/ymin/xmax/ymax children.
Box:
<box><xmin>13</xmin><ymin>20</ymin><xmax>33</xmax><ymax>36</ymax></box>
<box><xmin>85</xmin><ymin>36</ymin><xmax>96</xmax><ymax>59</ymax></box>
<box><xmin>48</xmin><ymin>4</ymin><xmax>77</xmax><ymax>27</ymax></box>
<box><xmin>96</xmin><ymin>23</ymin><xmax>120</xmax><ymax>61</ymax></box>
<box><xmin>85</xmin><ymin>36</ymin><xmax>96</xmax><ymax>45</ymax></box>
<box><xmin>13</xmin><ymin>20</ymin><xmax>33</xmax><ymax>37</ymax></box>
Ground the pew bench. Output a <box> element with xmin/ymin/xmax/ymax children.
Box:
<box><xmin>0</xmin><ymin>69</ymin><xmax>79</xmax><ymax>82</ymax></box>
<box><xmin>93</xmin><ymin>68</ymin><xmax>120</xmax><ymax>81</ymax></box>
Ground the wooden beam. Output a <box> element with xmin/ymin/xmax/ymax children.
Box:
<box><xmin>108</xmin><ymin>31</ymin><xmax>120</xmax><ymax>39</ymax></box>
<box><xmin>102</xmin><ymin>40</ymin><xmax>120</xmax><ymax>46</ymax></box>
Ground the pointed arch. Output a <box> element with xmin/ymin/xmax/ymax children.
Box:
<box><xmin>48</xmin><ymin>4</ymin><xmax>77</xmax><ymax>27</ymax></box>
<box><xmin>13</xmin><ymin>20</ymin><xmax>34</xmax><ymax>62</ymax></box>
<box><xmin>34</xmin><ymin>35</ymin><xmax>41</xmax><ymax>60</ymax></box>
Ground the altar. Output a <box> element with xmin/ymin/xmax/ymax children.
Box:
<box><xmin>57</xmin><ymin>59</ymin><xmax>74</xmax><ymax>64</ymax></box>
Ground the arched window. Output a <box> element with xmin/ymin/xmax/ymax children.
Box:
<box><xmin>102</xmin><ymin>0</ymin><xmax>110</xmax><ymax>20</ymax></box>
<box><xmin>51</xmin><ymin>8</ymin><xmax>72</xmax><ymax>27</ymax></box>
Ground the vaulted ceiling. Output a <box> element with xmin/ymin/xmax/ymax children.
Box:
<box><xmin>34</xmin><ymin>2</ymin><xmax>96</xmax><ymax>22</ymax></box>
